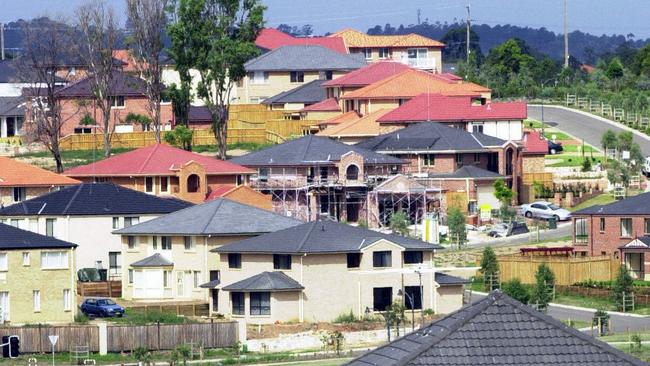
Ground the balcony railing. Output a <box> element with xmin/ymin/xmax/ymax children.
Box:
<box><xmin>574</xmin><ymin>234</ymin><xmax>589</xmax><ymax>244</ymax></box>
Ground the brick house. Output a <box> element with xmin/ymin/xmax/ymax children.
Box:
<box><xmin>64</xmin><ymin>143</ymin><xmax>255</xmax><ymax>204</ymax></box>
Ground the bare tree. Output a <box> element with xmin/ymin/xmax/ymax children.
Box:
<box><xmin>126</xmin><ymin>0</ymin><xmax>168</xmax><ymax>142</ymax></box>
<box><xmin>17</xmin><ymin>18</ymin><xmax>75</xmax><ymax>173</ymax></box>
<box><xmin>76</xmin><ymin>1</ymin><xmax>119</xmax><ymax>157</ymax></box>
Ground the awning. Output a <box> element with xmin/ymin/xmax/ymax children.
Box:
<box><xmin>199</xmin><ymin>279</ymin><xmax>221</xmax><ymax>289</ymax></box>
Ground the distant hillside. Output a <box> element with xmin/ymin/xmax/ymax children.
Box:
<box><xmin>367</xmin><ymin>22</ymin><xmax>650</xmax><ymax>64</ymax></box>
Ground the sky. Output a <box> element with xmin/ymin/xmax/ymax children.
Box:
<box><xmin>2</xmin><ymin>0</ymin><xmax>650</xmax><ymax>39</ymax></box>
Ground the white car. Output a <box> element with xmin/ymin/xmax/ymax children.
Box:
<box><xmin>521</xmin><ymin>201</ymin><xmax>572</xmax><ymax>221</ymax></box>
<box><xmin>642</xmin><ymin>157</ymin><xmax>650</xmax><ymax>177</ymax></box>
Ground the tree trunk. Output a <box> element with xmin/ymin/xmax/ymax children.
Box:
<box><xmin>102</xmin><ymin>107</ymin><xmax>112</xmax><ymax>157</ymax></box>
<box><xmin>212</xmin><ymin>104</ymin><xmax>229</xmax><ymax>160</ymax></box>
<box><xmin>52</xmin><ymin>146</ymin><xmax>64</xmax><ymax>173</ymax></box>
<box><xmin>153</xmin><ymin>101</ymin><xmax>161</xmax><ymax>143</ymax></box>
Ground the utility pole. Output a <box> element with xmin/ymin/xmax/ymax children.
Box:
<box><xmin>0</xmin><ymin>23</ymin><xmax>5</xmax><ymax>61</ymax></box>
<box><xmin>564</xmin><ymin>0</ymin><xmax>569</xmax><ymax>67</ymax></box>
<box><xmin>466</xmin><ymin>0</ymin><xmax>471</xmax><ymax>64</ymax></box>
<box><xmin>417</xmin><ymin>9</ymin><xmax>421</xmax><ymax>25</ymax></box>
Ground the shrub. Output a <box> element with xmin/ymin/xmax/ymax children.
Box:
<box><xmin>532</xmin><ymin>263</ymin><xmax>555</xmax><ymax>310</ymax></box>
<box><xmin>581</xmin><ymin>157</ymin><xmax>592</xmax><ymax>172</ymax></box>
<box><xmin>613</xmin><ymin>265</ymin><xmax>634</xmax><ymax>311</ymax></box>
<box><xmin>501</xmin><ymin>279</ymin><xmax>531</xmax><ymax>304</ymax></box>
<box><xmin>74</xmin><ymin>313</ymin><xmax>89</xmax><ymax>324</ymax></box>
<box><xmin>333</xmin><ymin>310</ymin><xmax>357</xmax><ymax>323</ymax></box>
<box><xmin>422</xmin><ymin>308</ymin><xmax>435</xmax><ymax>316</ymax></box>
<box><xmin>389</xmin><ymin>210</ymin><xmax>410</xmax><ymax>236</ymax></box>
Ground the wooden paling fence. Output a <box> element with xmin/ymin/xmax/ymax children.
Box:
<box><xmin>522</xmin><ymin>172</ymin><xmax>554</xmax><ymax>187</ymax></box>
<box><xmin>77</xmin><ymin>281</ymin><xmax>122</xmax><ymax>298</ymax></box>
<box><xmin>0</xmin><ymin>325</ymin><xmax>100</xmax><ymax>353</ymax></box>
<box><xmin>498</xmin><ymin>255</ymin><xmax>618</xmax><ymax>286</ymax></box>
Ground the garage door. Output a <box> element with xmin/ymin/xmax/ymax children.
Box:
<box><xmin>477</xmin><ymin>185</ymin><xmax>501</xmax><ymax>211</ymax></box>
<box><xmin>134</xmin><ymin>270</ymin><xmax>164</xmax><ymax>299</ymax></box>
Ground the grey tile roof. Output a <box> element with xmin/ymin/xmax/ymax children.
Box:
<box><xmin>346</xmin><ymin>290</ymin><xmax>649</xmax><ymax>366</ymax></box>
<box><xmin>0</xmin><ymin>96</ymin><xmax>25</xmax><ymax>116</ymax></box>
<box><xmin>427</xmin><ymin>165</ymin><xmax>503</xmax><ymax>179</ymax></box>
<box><xmin>114</xmin><ymin>198</ymin><xmax>301</xmax><ymax>236</ymax></box>
<box><xmin>0</xmin><ymin>222</ymin><xmax>76</xmax><ymax>250</ymax></box>
<box><xmin>0</xmin><ymin>183</ymin><xmax>192</xmax><ymax>217</ymax></box>
<box><xmin>55</xmin><ymin>71</ymin><xmax>149</xmax><ymax>97</ymax></box>
<box><xmin>214</xmin><ymin>220</ymin><xmax>443</xmax><ymax>254</ymax></box>
<box><xmin>355</xmin><ymin>122</ymin><xmax>507</xmax><ymax>152</ymax></box>
<box><xmin>199</xmin><ymin>279</ymin><xmax>221</xmax><ymax>289</ymax></box>
<box><xmin>222</xmin><ymin>271</ymin><xmax>304</xmax><ymax>292</ymax></box>
<box><xmin>229</xmin><ymin>135</ymin><xmax>404</xmax><ymax>167</ymax></box>
<box><xmin>435</xmin><ymin>272</ymin><xmax>470</xmax><ymax>286</ymax></box>
<box><xmin>130</xmin><ymin>253</ymin><xmax>173</xmax><ymax>268</ymax></box>
<box><xmin>574</xmin><ymin>191</ymin><xmax>650</xmax><ymax>215</ymax></box>
<box><xmin>245</xmin><ymin>45</ymin><xmax>366</xmax><ymax>72</ymax></box>
<box><xmin>262</xmin><ymin>79</ymin><xmax>326</xmax><ymax>105</ymax></box>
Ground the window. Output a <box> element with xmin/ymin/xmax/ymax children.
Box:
<box><xmin>473</xmin><ymin>153</ymin><xmax>481</xmax><ymax>163</ymax></box>
<box><xmin>124</xmin><ymin>217</ymin><xmax>139</xmax><ymax>228</ymax></box>
<box><xmin>347</xmin><ymin>253</ymin><xmax>361</xmax><ymax>268</ymax></box>
<box><xmin>127</xmin><ymin>236</ymin><xmax>136</xmax><ymax>249</ymax></box>
<box><xmin>152</xmin><ymin>236</ymin><xmax>158</xmax><ymax>250</ymax></box>
<box><xmin>74</xmin><ymin>127</ymin><xmax>92</xmax><ymax>134</ymax></box>
<box><xmin>228</xmin><ymin>254</ymin><xmax>242</xmax><ymax>269</ymax></box>
<box><xmin>193</xmin><ymin>271</ymin><xmax>201</xmax><ymax>288</ymax></box>
<box><xmin>236</xmin><ymin>175</ymin><xmax>245</xmax><ymax>186</ymax></box>
<box><xmin>112</xmin><ymin>217</ymin><xmax>120</xmax><ymax>229</ymax></box>
<box><xmin>621</xmin><ymin>218</ymin><xmax>633</xmax><ymax>237</ymax></box>
<box><xmin>184</xmin><ymin>237</ymin><xmax>194</xmax><ymax>251</ymax></box>
<box><xmin>161</xmin><ymin>237</ymin><xmax>172</xmax><ymax>250</ymax></box>
<box><xmin>404</xmin><ymin>286</ymin><xmax>422</xmax><ymax>310</ymax></box>
<box><xmin>290</xmin><ymin>71</ymin><xmax>304</xmax><ymax>83</ymax></box>
<box><xmin>575</xmin><ymin>218</ymin><xmax>588</xmax><ymax>243</ymax></box>
<box><xmin>472</xmin><ymin>123</ymin><xmax>484</xmax><ymax>134</ymax></box>
<box><xmin>319</xmin><ymin>167</ymin><xmax>329</xmax><ymax>181</ymax></box>
<box><xmin>468</xmin><ymin>200</ymin><xmax>478</xmax><ymax>215</ymax></box>
<box><xmin>33</xmin><ymin>290</ymin><xmax>41</xmax><ymax>312</ymax></box>
<box><xmin>12</xmin><ymin>187</ymin><xmax>25</xmax><ymax>202</ymax></box>
<box><xmin>231</xmin><ymin>292</ymin><xmax>245</xmax><ymax>315</ymax></box>
<box><xmin>346</xmin><ymin>165</ymin><xmax>359</xmax><ymax>181</ymax></box>
<box><xmin>422</xmin><ymin>154</ymin><xmax>435</xmax><ymax>167</ymax></box>
<box><xmin>251</xmin><ymin>71</ymin><xmax>268</xmax><ymax>84</ymax></box>
<box><xmin>455</xmin><ymin>153</ymin><xmax>463</xmax><ymax>165</ymax></box>
<box><xmin>187</xmin><ymin>174</ymin><xmax>200</xmax><ymax>193</ymax></box>
<box><xmin>145</xmin><ymin>177</ymin><xmax>154</xmax><ymax>193</ymax></box>
<box><xmin>258</xmin><ymin>168</ymin><xmax>269</xmax><ymax>183</ymax></box>
<box><xmin>109</xmin><ymin>252</ymin><xmax>121</xmax><ymax>276</ymax></box>
<box><xmin>403</xmin><ymin>251</ymin><xmax>423</xmax><ymax>264</ymax></box>
<box><xmin>273</xmin><ymin>254</ymin><xmax>292</xmax><ymax>270</ymax></box>
<box><xmin>63</xmin><ymin>289</ymin><xmax>71</xmax><ymax>311</ymax></box>
<box><xmin>373</xmin><ymin>287</ymin><xmax>392</xmax><ymax>311</ymax></box>
<box><xmin>160</xmin><ymin>176</ymin><xmax>169</xmax><ymax>193</ymax></box>
<box><xmin>128</xmin><ymin>269</ymin><xmax>133</xmax><ymax>284</ymax></box>
<box><xmin>250</xmin><ymin>292</ymin><xmax>271</xmax><ymax>315</ymax></box>
<box><xmin>600</xmin><ymin>218</ymin><xmax>606</xmax><ymax>232</ymax></box>
<box><xmin>373</xmin><ymin>251</ymin><xmax>392</xmax><ymax>268</ymax></box>
<box><xmin>109</xmin><ymin>96</ymin><xmax>125</xmax><ymax>108</ymax></box>
<box><xmin>319</xmin><ymin>70</ymin><xmax>333</xmax><ymax>80</ymax></box>
<box><xmin>363</xmin><ymin>48</ymin><xmax>372</xmax><ymax>59</ymax></box>
<box><xmin>0</xmin><ymin>253</ymin><xmax>7</xmax><ymax>271</ymax></box>
<box><xmin>645</xmin><ymin>218</ymin><xmax>650</xmax><ymax>234</ymax></box>
<box><xmin>45</xmin><ymin>218</ymin><xmax>55</xmax><ymax>237</ymax></box>
<box><xmin>210</xmin><ymin>270</ymin><xmax>220</xmax><ymax>282</ymax></box>
<box><xmin>378</xmin><ymin>47</ymin><xmax>390</xmax><ymax>59</ymax></box>
<box><xmin>164</xmin><ymin>270</ymin><xmax>172</xmax><ymax>288</ymax></box>
<box><xmin>41</xmin><ymin>251</ymin><xmax>68</xmax><ymax>269</ymax></box>
<box><xmin>22</xmin><ymin>252</ymin><xmax>30</xmax><ymax>266</ymax></box>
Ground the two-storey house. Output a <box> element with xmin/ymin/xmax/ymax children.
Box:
<box><xmin>214</xmin><ymin>220</ymin><xmax>467</xmax><ymax>323</ymax></box>
<box><xmin>0</xmin><ymin>223</ymin><xmax>77</xmax><ymax>324</ymax></box>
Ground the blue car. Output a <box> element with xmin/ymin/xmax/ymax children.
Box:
<box><xmin>80</xmin><ymin>298</ymin><xmax>125</xmax><ymax>317</ymax></box>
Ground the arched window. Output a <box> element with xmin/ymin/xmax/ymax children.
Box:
<box><xmin>187</xmin><ymin>174</ymin><xmax>200</xmax><ymax>193</ymax></box>
<box><xmin>346</xmin><ymin>164</ymin><xmax>359</xmax><ymax>181</ymax></box>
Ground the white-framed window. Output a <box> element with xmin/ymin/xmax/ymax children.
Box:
<box><xmin>145</xmin><ymin>177</ymin><xmax>154</xmax><ymax>193</ymax></box>
<box><xmin>161</xmin><ymin>236</ymin><xmax>172</xmax><ymax>250</ymax></box>
<box><xmin>290</xmin><ymin>71</ymin><xmax>304</xmax><ymax>83</ymax></box>
<box><xmin>250</xmin><ymin>71</ymin><xmax>268</xmax><ymax>84</ymax></box>
<box><xmin>45</xmin><ymin>218</ymin><xmax>56</xmax><ymax>237</ymax></box>
<box><xmin>112</xmin><ymin>217</ymin><xmax>120</xmax><ymax>229</ymax></box>
<box><xmin>33</xmin><ymin>290</ymin><xmax>41</xmax><ymax>312</ymax></box>
<box><xmin>184</xmin><ymin>236</ymin><xmax>194</xmax><ymax>251</ymax></box>
<box><xmin>193</xmin><ymin>271</ymin><xmax>201</xmax><ymax>288</ymax></box>
<box><xmin>378</xmin><ymin>47</ymin><xmax>390</xmax><ymax>59</ymax></box>
<box><xmin>0</xmin><ymin>253</ymin><xmax>7</xmax><ymax>271</ymax></box>
<box><xmin>127</xmin><ymin>236</ymin><xmax>137</xmax><ymax>249</ymax></box>
<box><xmin>422</xmin><ymin>154</ymin><xmax>435</xmax><ymax>167</ymax></box>
<box><xmin>160</xmin><ymin>176</ymin><xmax>169</xmax><ymax>193</ymax></box>
<box><xmin>363</xmin><ymin>48</ymin><xmax>373</xmax><ymax>60</ymax></box>
<box><xmin>0</xmin><ymin>292</ymin><xmax>9</xmax><ymax>321</ymax></box>
<box><xmin>128</xmin><ymin>269</ymin><xmax>134</xmax><ymax>284</ymax></box>
<box><xmin>124</xmin><ymin>217</ymin><xmax>139</xmax><ymax>228</ymax></box>
<box><xmin>109</xmin><ymin>96</ymin><xmax>125</xmax><ymax>108</ymax></box>
<box><xmin>22</xmin><ymin>252</ymin><xmax>30</xmax><ymax>266</ymax></box>
<box><xmin>41</xmin><ymin>251</ymin><xmax>69</xmax><ymax>269</ymax></box>
<box><xmin>164</xmin><ymin>270</ymin><xmax>172</xmax><ymax>288</ymax></box>
<box><xmin>12</xmin><ymin>187</ymin><xmax>26</xmax><ymax>202</ymax></box>
<box><xmin>63</xmin><ymin>289</ymin><xmax>71</xmax><ymax>311</ymax></box>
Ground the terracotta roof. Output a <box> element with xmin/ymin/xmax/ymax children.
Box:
<box><xmin>317</xmin><ymin>109</ymin><xmax>391</xmax><ymax>138</ymax></box>
<box><xmin>206</xmin><ymin>185</ymin><xmax>237</xmax><ymax>200</ymax></box>
<box><xmin>0</xmin><ymin>156</ymin><xmax>80</xmax><ymax>187</ymax></box>
<box><xmin>300</xmin><ymin>97</ymin><xmax>341</xmax><ymax>112</ymax></box>
<box><xmin>64</xmin><ymin>143</ymin><xmax>253</xmax><ymax>177</ymax></box>
<box><xmin>378</xmin><ymin>94</ymin><xmax>527</xmax><ymax>123</ymax></box>
<box><xmin>321</xmin><ymin>61</ymin><xmax>411</xmax><ymax>87</ymax></box>
<box><xmin>330</xmin><ymin>28</ymin><xmax>444</xmax><ymax>48</ymax></box>
<box><xmin>256</xmin><ymin>28</ymin><xmax>347</xmax><ymax>54</ymax></box>
<box><xmin>319</xmin><ymin>111</ymin><xmax>360</xmax><ymax>126</ymax></box>
<box><xmin>341</xmin><ymin>69</ymin><xmax>491</xmax><ymax>100</ymax></box>
<box><xmin>523</xmin><ymin>130</ymin><xmax>548</xmax><ymax>154</ymax></box>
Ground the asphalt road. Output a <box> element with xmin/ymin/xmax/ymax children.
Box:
<box><xmin>467</xmin><ymin>222</ymin><xmax>572</xmax><ymax>249</ymax></box>
<box><xmin>528</xmin><ymin>105</ymin><xmax>650</xmax><ymax>156</ymax></box>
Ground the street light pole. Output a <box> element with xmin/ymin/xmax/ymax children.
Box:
<box><xmin>416</xmin><ymin>268</ymin><xmax>424</xmax><ymax>328</ymax></box>
<box><xmin>398</xmin><ymin>289</ymin><xmax>416</xmax><ymax>332</ymax></box>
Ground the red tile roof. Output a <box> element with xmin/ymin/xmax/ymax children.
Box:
<box><xmin>64</xmin><ymin>143</ymin><xmax>253</xmax><ymax>177</ymax></box>
<box><xmin>301</xmin><ymin>98</ymin><xmax>341</xmax><ymax>112</ymax></box>
<box><xmin>319</xmin><ymin>111</ymin><xmax>360</xmax><ymax>126</ymax></box>
<box><xmin>377</xmin><ymin>94</ymin><xmax>527</xmax><ymax>123</ymax></box>
<box><xmin>0</xmin><ymin>156</ymin><xmax>80</xmax><ymax>187</ymax></box>
<box><xmin>523</xmin><ymin>130</ymin><xmax>548</xmax><ymax>154</ymax></box>
<box><xmin>322</xmin><ymin>61</ymin><xmax>411</xmax><ymax>87</ymax></box>
<box><xmin>206</xmin><ymin>185</ymin><xmax>237</xmax><ymax>200</ymax></box>
<box><xmin>256</xmin><ymin>28</ymin><xmax>347</xmax><ymax>54</ymax></box>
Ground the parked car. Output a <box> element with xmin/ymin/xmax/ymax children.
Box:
<box><xmin>548</xmin><ymin>140</ymin><xmax>563</xmax><ymax>155</ymax></box>
<box><xmin>642</xmin><ymin>156</ymin><xmax>650</xmax><ymax>177</ymax></box>
<box><xmin>80</xmin><ymin>298</ymin><xmax>125</xmax><ymax>318</ymax></box>
<box><xmin>521</xmin><ymin>201</ymin><xmax>572</xmax><ymax>221</ymax></box>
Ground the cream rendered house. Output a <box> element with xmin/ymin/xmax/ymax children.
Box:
<box><xmin>214</xmin><ymin>221</ymin><xmax>468</xmax><ymax>324</ymax></box>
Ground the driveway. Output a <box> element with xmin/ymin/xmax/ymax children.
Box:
<box><xmin>528</xmin><ymin>105</ymin><xmax>650</xmax><ymax>156</ymax></box>
<box><xmin>467</xmin><ymin>222</ymin><xmax>572</xmax><ymax>249</ymax></box>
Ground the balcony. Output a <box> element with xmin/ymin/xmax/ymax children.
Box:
<box><xmin>399</xmin><ymin>57</ymin><xmax>437</xmax><ymax>70</ymax></box>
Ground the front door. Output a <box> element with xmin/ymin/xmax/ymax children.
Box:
<box><xmin>625</xmin><ymin>252</ymin><xmax>644</xmax><ymax>279</ymax></box>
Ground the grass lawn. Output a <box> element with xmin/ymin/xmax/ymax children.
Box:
<box><xmin>524</xmin><ymin>119</ymin><xmax>544</xmax><ymax>129</ymax></box>
<box><xmin>569</xmin><ymin>193</ymin><xmax>617</xmax><ymax>212</ymax></box>
<box><xmin>269</xmin><ymin>359</ymin><xmax>351</xmax><ymax>366</ymax></box>
<box><xmin>611</xmin><ymin>344</ymin><xmax>650</xmax><ymax>362</ymax></box>
<box><xmin>103</xmin><ymin>309</ymin><xmax>192</xmax><ymax>325</ymax></box>
<box><xmin>561</xmin><ymin>319</ymin><xmax>592</xmax><ymax>329</ymax></box>
<box><xmin>601</xmin><ymin>332</ymin><xmax>650</xmax><ymax>343</ymax></box>
<box><xmin>544</xmin><ymin>131</ymin><xmax>573</xmax><ymax>141</ymax></box>
<box><xmin>545</xmin><ymin>155</ymin><xmax>603</xmax><ymax>167</ymax></box>
<box><xmin>561</xmin><ymin>144</ymin><xmax>600</xmax><ymax>153</ymax></box>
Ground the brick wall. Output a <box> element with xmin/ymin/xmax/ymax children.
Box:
<box><xmin>574</xmin><ymin>215</ymin><xmax>650</xmax><ymax>256</ymax></box>
<box><xmin>522</xmin><ymin>155</ymin><xmax>545</xmax><ymax>173</ymax></box>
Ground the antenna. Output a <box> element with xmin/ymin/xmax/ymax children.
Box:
<box><xmin>466</xmin><ymin>0</ymin><xmax>471</xmax><ymax>67</ymax></box>
<box><xmin>417</xmin><ymin>9</ymin><xmax>422</xmax><ymax>25</ymax></box>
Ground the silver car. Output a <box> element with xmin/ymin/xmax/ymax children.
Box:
<box><xmin>521</xmin><ymin>201</ymin><xmax>571</xmax><ymax>221</ymax></box>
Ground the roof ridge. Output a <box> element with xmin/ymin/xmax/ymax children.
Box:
<box><xmin>138</xmin><ymin>144</ymin><xmax>160</xmax><ymax>174</ymax></box>
<box><xmin>295</xmin><ymin>221</ymin><xmax>319</xmax><ymax>253</ymax></box>
<box><xmin>61</xmin><ymin>184</ymin><xmax>84</xmax><ymax>215</ymax></box>
<box><xmin>202</xmin><ymin>199</ymin><xmax>225</xmax><ymax>234</ymax></box>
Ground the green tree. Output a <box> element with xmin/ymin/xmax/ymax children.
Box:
<box><xmin>632</xmin><ymin>44</ymin><xmax>650</xmax><ymax>76</ymax></box>
<box><xmin>532</xmin><ymin>263</ymin><xmax>555</xmax><ymax>311</ymax></box>
<box><xmin>612</xmin><ymin>265</ymin><xmax>634</xmax><ymax>311</ymax></box>
<box><xmin>605</xmin><ymin>57</ymin><xmax>625</xmax><ymax>90</ymax></box>
<box><xmin>479</xmin><ymin>246</ymin><xmax>499</xmax><ymax>291</ymax></box>
<box><xmin>164</xmin><ymin>125</ymin><xmax>194</xmax><ymax>151</ymax></box>
<box><xmin>484</xmin><ymin>38</ymin><xmax>535</xmax><ymax>76</ymax></box>
<box><xmin>447</xmin><ymin>207</ymin><xmax>467</xmax><ymax>249</ymax></box>
<box><xmin>124</xmin><ymin>112</ymin><xmax>152</xmax><ymax>131</ymax></box>
<box><xmin>167</xmin><ymin>0</ymin><xmax>265</xmax><ymax>159</ymax></box>
<box><xmin>493</xmin><ymin>179</ymin><xmax>515</xmax><ymax>221</ymax></box>
<box><xmin>501</xmin><ymin>278</ymin><xmax>530</xmax><ymax>304</ymax></box>
<box><xmin>389</xmin><ymin>209</ymin><xmax>410</xmax><ymax>236</ymax></box>
<box><xmin>601</xmin><ymin>130</ymin><xmax>618</xmax><ymax>152</ymax></box>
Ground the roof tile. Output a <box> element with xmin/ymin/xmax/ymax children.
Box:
<box><xmin>0</xmin><ymin>156</ymin><xmax>80</xmax><ymax>187</ymax></box>
<box><xmin>330</xmin><ymin>28</ymin><xmax>444</xmax><ymax>48</ymax></box>
<box><xmin>256</xmin><ymin>28</ymin><xmax>347</xmax><ymax>54</ymax></box>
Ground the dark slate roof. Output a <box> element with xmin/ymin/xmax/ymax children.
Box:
<box><xmin>0</xmin><ymin>96</ymin><xmax>25</xmax><ymax>116</ymax></box>
<box><xmin>214</xmin><ymin>220</ymin><xmax>443</xmax><ymax>254</ymax></box>
<box><xmin>131</xmin><ymin>253</ymin><xmax>173</xmax><ymax>267</ymax></box>
<box><xmin>346</xmin><ymin>290</ymin><xmax>649</xmax><ymax>366</ymax></box>
<box><xmin>435</xmin><ymin>272</ymin><xmax>470</xmax><ymax>286</ymax></box>
<box><xmin>245</xmin><ymin>45</ymin><xmax>366</xmax><ymax>72</ymax></box>
<box><xmin>188</xmin><ymin>105</ymin><xmax>212</xmax><ymax>123</ymax></box>
<box><xmin>55</xmin><ymin>71</ymin><xmax>149</xmax><ymax>97</ymax></box>
<box><xmin>0</xmin><ymin>183</ymin><xmax>192</xmax><ymax>217</ymax></box>
<box><xmin>262</xmin><ymin>79</ymin><xmax>326</xmax><ymax>105</ymax></box>
<box><xmin>428</xmin><ymin>165</ymin><xmax>503</xmax><ymax>179</ymax></box>
<box><xmin>114</xmin><ymin>198</ymin><xmax>301</xmax><ymax>236</ymax></box>
<box><xmin>222</xmin><ymin>271</ymin><xmax>304</xmax><ymax>292</ymax></box>
<box><xmin>355</xmin><ymin>122</ymin><xmax>508</xmax><ymax>152</ymax></box>
<box><xmin>229</xmin><ymin>135</ymin><xmax>404</xmax><ymax>167</ymax></box>
<box><xmin>199</xmin><ymin>279</ymin><xmax>221</xmax><ymax>289</ymax></box>
<box><xmin>0</xmin><ymin>222</ymin><xmax>76</xmax><ymax>250</ymax></box>
<box><xmin>574</xmin><ymin>191</ymin><xmax>650</xmax><ymax>216</ymax></box>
